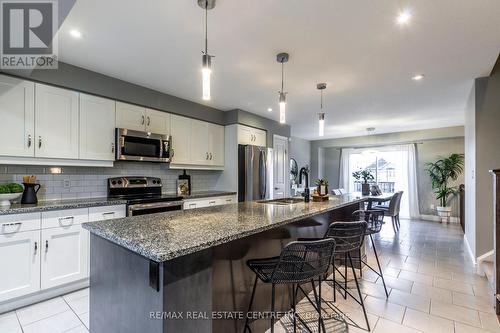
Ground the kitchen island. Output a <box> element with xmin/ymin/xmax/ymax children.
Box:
<box><xmin>83</xmin><ymin>194</ymin><xmax>367</xmax><ymax>333</ymax></box>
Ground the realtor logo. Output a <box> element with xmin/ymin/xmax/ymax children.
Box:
<box><xmin>1</xmin><ymin>0</ymin><xmax>58</xmax><ymax>69</ymax></box>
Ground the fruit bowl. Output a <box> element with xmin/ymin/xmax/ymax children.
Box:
<box><xmin>0</xmin><ymin>193</ymin><xmax>22</xmax><ymax>207</ymax></box>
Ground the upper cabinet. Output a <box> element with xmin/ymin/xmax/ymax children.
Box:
<box><xmin>116</xmin><ymin>102</ymin><xmax>170</xmax><ymax>135</ymax></box>
<box><xmin>0</xmin><ymin>75</ymin><xmax>34</xmax><ymax>157</ymax></box>
<box><xmin>237</xmin><ymin>124</ymin><xmax>266</xmax><ymax>147</ymax></box>
<box><xmin>79</xmin><ymin>94</ymin><xmax>116</xmax><ymax>161</ymax></box>
<box><xmin>35</xmin><ymin>84</ymin><xmax>79</xmax><ymax>159</ymax></box>
<box><xmin>170</xmin><ymin>116</ymin><xmax>224</xmax><ymax>169</ymax></box>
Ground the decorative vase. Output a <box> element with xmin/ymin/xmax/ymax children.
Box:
<box><xmin>361</xmin><ymin>183</ymin><xmax>370</xmax><ymax>196</ymax></box>
<box><xmin>317</xmin><ymin>185</ymin><xmax>328</xmax><ymax>196</ymax></box>
<box><xmin>436</xmin><ymin>206</ymin><xmax>452</xmax><ymax>223</ymax></box>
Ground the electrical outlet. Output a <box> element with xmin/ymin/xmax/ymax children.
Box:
<box><xmin>430</xmin><ymin>204</ymin><xmax>435</xmax><ymax>210</ymax></box>
<box><xmin>63</xmin><ymin>179</ymin><xmax>70</xmax><ymax>188</ymax></box>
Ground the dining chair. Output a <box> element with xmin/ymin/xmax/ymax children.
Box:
<box><xmin>372</xmin><ymin>191</ymin><xmax>403</xmax><ymax>232</ymax></box>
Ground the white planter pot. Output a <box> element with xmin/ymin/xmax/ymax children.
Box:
<box><xmin>436</xmin><ymin>206</ymin><xmax>452</xmax><ymax>222</ymax></box>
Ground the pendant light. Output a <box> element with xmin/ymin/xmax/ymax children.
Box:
<box><xmin>317</xmin><ymin>83</ymin><xmax>326</xmax><ymax>136</ymax></box>
<box><xmin>198</xmin><ymin>0</ymin><xmax>215</xmax><ymax>100</ymax></box>
<box><xmin>276</xmin><ymin>53</ymin><xmax>289</xmax><ymax>124</ymax></box>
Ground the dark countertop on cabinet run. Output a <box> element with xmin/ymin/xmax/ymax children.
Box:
<box><xmin>82</xmin><ymin>194</ymin><xmax>366</xmax><ymax>262</ymax></box>
<box><xmin>0</xmin><ymin>198</ymin><xmax>127</xmax><ymax>215</ymax></box>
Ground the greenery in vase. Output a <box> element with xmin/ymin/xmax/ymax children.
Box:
<box><xmin>426</xmin><ymin>153</ymin><xmax>464</xmax><ymax>207</ymax></box>
<box><xmin>314</xmin><ymin>179</ymin><xmax>329</xmax><ymax>186</ymax></box>
<box><xmin>352</xmin><ymin>169</ymin><xmax>374</xmax><ymax>184</ymax></box>
<box><xmin>0</xmin><ymin>183</ymin><xmax>23</xmax><ymax>194</ymax></box>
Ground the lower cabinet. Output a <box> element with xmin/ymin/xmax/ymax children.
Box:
<box><xmin>40</xmin><ymin>225</ymin><xmax>89</xmax><ymax>289</ymax></box>
<box><xmin>183</xmin><ymin>195</ymin><xmax>236</xmax><ymax>210</ymax></box>
<box><xmin>0</xmin><ymin>230</ymin><xmax>40</xmax><ymax>302</ymax></box>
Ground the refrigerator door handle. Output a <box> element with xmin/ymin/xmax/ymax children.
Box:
<box><xmin>259</xmin><ymin>149</ymin><xmax>266</xmax><ymax>199</ymax></box>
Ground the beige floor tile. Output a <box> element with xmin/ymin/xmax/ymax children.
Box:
<box><xmin>22</xmin><ymin>310</ymin><xmax>81</xmax><ymax>333</ymax></box>
<box><xmin>374</xmin><ymin>318</ymin><xmax>423</xmax><ymax>333</ymax></box>
<box><xmin>479</xmin><ymin>311</ymin><xmax>500</xmax><ymax>332</ymax></box>
<box><xmin>389</xmin><ymin>261</ymin><xmax>419</xmax><ymax>272</ymax></box>
<box><xmin>430</xmin><ymin>299</ymin><xmax>481</xmax><ymax>327</ymax></box>
<box><xmin>0</xmin><ymin>312</ymin><xmax>22</xmax><ymax>333</ymax></box>
<box><xmin>16</xmin><ymin>297</ymin><xmax>70</xmax><ymax>326</ymax></box>
<box><xmin>399</xmin><ymin>270</ymin><xmax>434</xmax><ymax>285</ymax></box>
<box><xmin>364</xmin><ymin>295</ymin><xmax>405</xmax><ymax>323</ymax></box>
<box><xmin>376</xmin><ymin>275</ymin><xmax>413</xmax><ymax>293</ymax></box>
<box><xmin>433</xmin><ymin>277</ymin><xmax>474</xmax><ymax>295</ymax></box>
<box><xmin>455</xmin><ymin>322</ymin><xmax>498</xmax><ymax>333</ymax></box>
<box><xmin>358</xmin><ymin>280</ymin><xmax>392</xmax><ymax>299</ymax></box>
<box><xmin>453</xmin><ymin>292</ymin><xmax>495</xmax><ymax>314</ymax></box>
<box><xmin>403</xmin><ymin>308</ymin><xmax>454</xmax><ymax>333</ymax></box>
<box><xmin>388</xmin><ymin>289</ymin><xmax>430</xmax><ymax>313</ymax></box>
<box><xmin>473</xmin><ymin>284</ymin><xmax>495</xmax><ymax>298</ymax></box>
<box><xmin>417</xmin><ymin>266</ymin><xmax>453</xmax><ymax>280</ymax></box>
<box><xmin>411</xmin><ymin>282</ymin><xmax>453</xmax><ymax>303</ymax></box>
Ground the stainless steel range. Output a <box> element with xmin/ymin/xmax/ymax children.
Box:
<box><xmin>107</xmin><ymin>177</ymin><xmax>183</xmax><ymax>216</ymax></box>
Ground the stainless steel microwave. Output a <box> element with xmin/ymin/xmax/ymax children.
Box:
<box><xmin>115</xmin><ymin>128</ymin><xmax>171</xmax><ymax>162</ymax></box>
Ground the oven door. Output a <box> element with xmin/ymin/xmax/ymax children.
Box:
<box><xmin>127</xmin><ymin>201</ymin><xmax>183</xmax><ymax>216</ymax></box>
<box><xmin>116</xmin><ymin>128</ymin><xmax>171</xmax><ymax>162</ymax></box>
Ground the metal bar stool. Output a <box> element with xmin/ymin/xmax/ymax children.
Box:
<box><xmin>244</xmin><ymin>238</ymin><xmax>336</xmax><ymax>333</ymax></box>
<box><xmin>352</xmin><ymin>209</ymin><xmax>389</xmax><ymax>298</ymax></box>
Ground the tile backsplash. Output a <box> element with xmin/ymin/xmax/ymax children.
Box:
<box><xmin>0</xmin><ymin>162</ymin><xmax>222</xmax><ymax>201</ymax></box>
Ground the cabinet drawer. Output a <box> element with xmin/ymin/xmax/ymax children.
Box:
<box><xmin>216</xmin><ymin>195</ymin><xmax>236</xmax><ymax>205</ymax></box>
<box><xmin>88</xmin><ymin>205</ymin><xmax>126</xmax><ymax>222</ymax></box>
<box><xmin>41</xmin><ymin>208</ymin><xmax>89</xmax><ymax>229</ymax></box>
<box><xmin>0</xmin><ymin>213</ymin><xmax>41</xmax><ymax>235</ymax></box>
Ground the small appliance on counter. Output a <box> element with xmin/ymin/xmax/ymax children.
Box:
<box><xmin>177</xmin><ymin>170</ymin><xmax>191</xmax><ymax>195</ymax></box>
<box><xmin>21</xmin><ymin>175</ymin><xmax>40</xmax><ymax>204</ymax></box>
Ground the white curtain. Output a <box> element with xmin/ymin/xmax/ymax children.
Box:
<box><xmin>405</xmin><ymin>144</ymin><xmax>420</xmax><ymax>219</ymax></box>
<box><xmin>338</xmin><ymin>148</ymin><xmax>351</xmax><ymax>192</ymax></box>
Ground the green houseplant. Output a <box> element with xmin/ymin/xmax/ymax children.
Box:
<box><xmin>314</xmin><ymin>179</ymin><xmax>329</xmax><ymax>196</ymax></box>
<box><xmin>426</xmin><ymin>153</ymin><xmax>464</xmax><ymax>221</ymax></box>
<box><xmin>352</xmin><ymin>169</ymin><xmax>374</xmax><ymax>195</ymax></box>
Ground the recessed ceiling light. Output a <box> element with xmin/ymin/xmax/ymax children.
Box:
<box><xmin>69</xmin><ymin>29</ymin><xmax>82</xmax><ymax>38</ymax></box>
<box><xmin>267</xmin><ymin>108</ymin><xmax>272</xmax><ymax>112</ymax></box>
<box><xmin>412</xmin><ymin>74</ymin><xmax>425</xmax><ymax>81</ymax></box>
<box><xmin>396</xmin><ymin>10</ymin><xmax>412</xmax><ymax>25</ymax></box>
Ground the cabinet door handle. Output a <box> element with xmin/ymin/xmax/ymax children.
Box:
<box><xmin>209</xmin><ymin>153</ymin><xmax>213</xmax><ymax>160</ymax></box>
<box><xmin>45</xmin><ymin>240</ymin><xmax>49</xmax><ymax>252</ymax></box>
<box><xmin>38</xmin><ymin>136</ymin><xmax>42</xmax><ymax>148</ymax></box>
<box><xmin>209</xmin><ymin>201</ymin><xmax>216</xmax><ymax>205</ymax></box>
<box><xmin>111</xmin><ymin>143</ymin><xmax>115</xmax><ymax>153</ymax></box>
<box><xmin>27</xmin><ymin>135</ymin><xmax>32</xmax><ymax>147</ymax></box>
<box><xmin>58</xmin><ymin>216</ymin><xmax>74</xmax><ymax>226</ymax></box>
<box><xmin>2</xmin><ymin>222</ymin><xmax>22</xmax><ymax>227</ymax></box>
<box><xmin>102</xmin><ymin>212</ymin><xmax>115</xmax><ymax>219</ymax></box>
<box><xmin>34</xmin><ymin>241</ymin><xmax>38</xmax><ymax>254</ymax></box>
<box><xmin>206</xmin><ymin>152</ymin><xmax>209</xmax><ymax>160</ymax></box>
<box><xmin>141</xmin><ymin>115</ymin><xmax>145</xmax><ymax>125</ymax></box>
<box><xmin>171</xmin><ymin>148</ymin><xmax>175</xmax><ymax>158</ymax></box>
<box><xmin>147</xmin><ymin>116</ymin><xmax>151</xmax><ymax>126</ymax></box>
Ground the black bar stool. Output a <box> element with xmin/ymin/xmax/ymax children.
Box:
<box><xmin>244</xmin><ymin>238</ymin><xmax>336</xmax><ymax>333</ymax></box>
<box><xmin>353</xmin><ymin>209</ymin><xmax>389</xmax><ymax>298</ymax></box>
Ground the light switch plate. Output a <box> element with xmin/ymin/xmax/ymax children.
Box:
<box><xmin>63</xmin><ymin>179</ymin><xmax>70</xmax><ymax>188</ymax></box>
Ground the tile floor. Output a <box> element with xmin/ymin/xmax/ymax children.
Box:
<box><xmin>271</xmin><ymin>219</ymin><xmax>500</xmax><ymax>333</ymax></box>
<box><xmin>1</xmin><ymin>219</ymin><xmax>499</xmax><ymax>333</ymax></box>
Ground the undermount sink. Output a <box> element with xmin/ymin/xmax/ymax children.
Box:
<box><xmin>257</xmin><ymin>197</ymin><xmax>304</xmax><ymax>205</ymax></box>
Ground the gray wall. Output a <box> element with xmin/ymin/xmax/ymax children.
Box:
<box><xmin>0</xmin><ymin>163</ymin><xmax>221</xmax><ymax>201</ymax></box>
<box><xmin>310</xmin><ymin>127</ymin><xmax>465</xmax><ymax>218</ymax></box>
<box><xmin>469</xmin><ymin>55</ymin><xmax>500</xmax><ymax>258</ymax></box>
<box><xmin>289</xmin><ymin>137</ymin><xmax>311</xmax><ymax>171</ymax></box>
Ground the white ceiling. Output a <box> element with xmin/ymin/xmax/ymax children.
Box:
<box><xmin>57</xmin><ymin>0</ymin><xmax>500</xmax><ymax>140</ymax></box>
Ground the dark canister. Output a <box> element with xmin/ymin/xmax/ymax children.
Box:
<box><xmin>21</xmin><ymin>183</ymin><xmax>41</xmax><ymax>204</ymax></box>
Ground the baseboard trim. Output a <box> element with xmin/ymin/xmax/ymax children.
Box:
<box><xmin>476</xmin><ymin>250</ymin><xmax>494</xmax><ymax>275</ymax></box>
<box><xmin>420</xmin><ymin>214</ymin><xmax>460</xmax><ymax>223</ymax></box>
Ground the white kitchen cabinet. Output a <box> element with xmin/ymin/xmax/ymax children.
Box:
<box><xmin>79</xmin><ymin>94</ymin><xmax>116</xmax><ymax>161</ymax></box>
<box><xmin>237</xmin><ymin>124</ymin><xmax>266</xmax><ymax>147</ymax></box>
<box><xmin>88</xmin><ymin>205</ymin><xmax>126</xmax><ymax>222</ymax></box>
<box><xmin>209</xmin><ymin>124</ymin><xmax>224</xmax><ymax>166</ymax></box>
<box><xmin>40</xmin><ymin>224</ymin><xmax>89</xmax><ymax>289</ymax></box>
<box><xmin>190</xmin><ymin>119</ymin><xmax>210</xmax><ymax>165</ymax></box>
<box><xmin>0</xmin><ymin>75</ymin><xmax>35</xmax><ymax>158</ymax></box>
<box><xmin>145</xmin><ymin>108</ymin><xmax>170</xmax><ymax>135</ymax></box>
<box><xmin>35</xmin><ymin>83</ymin><xmax>79</xmax><ymax>159</ymax></box>
<box><xmin>183</xmin><ymin>195</ymin><xmax>236</xmax><ymax>210</ymax></box>
<box><xmin>170</xmin><ymin>114</ymin><xmax>191</xmax><ymax>164</ymax></box>
<box><xmin>0</xmin><ymin>230</ymin><xmax>40</xmax><ymax>302</ymax></box>
<box><xmin>116</xmin><ymin>102</ymin><xmax>146</xmax><ymax>132</ymax></box>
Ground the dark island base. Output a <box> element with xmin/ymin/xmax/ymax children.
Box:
<box><xmin>90</xmin><ymin>202</ymin><xmax>362</xmax><ymax>333</ymax></box>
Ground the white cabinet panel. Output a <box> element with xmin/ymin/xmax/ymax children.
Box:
<box><xmin>0</xmin><ymin>75</ymin><xmax>34</xmax><ymax>157</ymax></box>
<box><xmin>88</xmin><ymin>205</ymin><xmax>126</xmax><ymax>222</ymax></box>
<box><xmin>190</xmin><ymin>120</ymin><xmax>210</xmax><ymax>165</ymax></box>
<box><xmin>209</xmin><ymin>124</ymin><xmax>224</xmax><ymax>166</ymax></box>
<box><xmin>237</xmin><ymin>125</ymin><xmax>266</xmax><ymax>147</ymax></box>
<box><xmin>253</xmin><ymin>129</ymin><xmax>267</xmax><ymax>147</ymax></box>
<box><xmin>0</xmin><ymin>230</ymin><xmax>40</xmax><ymax>302</ymax></box>
<box><xmin>0</xmin><ymin>213</ymin><xmax>41</xmax><ymax>235</ymax></box>
<box><xmin>116</xmin><ymin>102</ymin><xmax>146</xmax><ymax>131</ymax></box>
<box><xmin>145</xmin><ymin>108</ymin><xmax>170</xmax><ymax>135</ymax></box>
<box><xmin>183</xmin><ymin>195</ymin><xmax>236</xmax><ymax>210</ymax></box>
<box><xmin>170</xmin><ymin>115</ymin><xmax>191</xmax><ymax>164</ymax></box>
<box><xmin>35</xmin><ymin>84</ymin><xmax>79</xmax><ymax>159</ymax></box>
<box><xmin>41</xmin><ymin>208</ymin><xmax>88</xmax><ymax>229</ymax></box>
<box><xmin>79</xmin><ymin>94</ymin><xmax>115</xmax><ymax>161</ymax></box>
<box><xmin>41</xmin><ymin>225</ymin><xmax>89</xmax><ymax>289</ymax></box>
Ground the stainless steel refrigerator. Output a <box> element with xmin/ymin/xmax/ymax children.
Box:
<box><xmin>238</xmin><ymin>145</ymin><xmax>273</xmax><ymax>202</ymax></box>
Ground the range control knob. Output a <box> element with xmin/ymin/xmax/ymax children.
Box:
<box><xmin>157</xmin><ymin>179</ymin><xmax>161</xmax><ymax>184</ymax></box>
<box><xmin>111</xmin><ymin>180</ymin><xmax>117</xmax><ymax>186</ymax></box>
<box><xmin>117</xmin><ymin>180</ymin><xmax>123</xmax><ymax>185</ymax></box>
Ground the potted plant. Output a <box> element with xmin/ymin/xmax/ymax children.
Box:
<box><xmin>352</xmin><ymin>169</ymin><xmax>374</xmax><ymax>195</ymax></box>
<box><xmin>426</xmin><ymin>153</ymin><xmax>464</xmax><ymax>222</ymax></box>
<box><xmin>314</xmin><ymin>179</ymin><xmax>329</xmax><ymax>196</ymax></box>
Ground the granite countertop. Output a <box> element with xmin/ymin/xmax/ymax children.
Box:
<box><xmin>83</xmin><ymin>194</ymin><xmax>366</xmax><ymax>262</ymax></box>
<box><xmin>0</xmin><ymin>197</ymin><xmax>128</xmax><ymax>215</ymax></box>
<box><xmin>180</xmin><ymin>191</ymin><xmax>237</xmax><ymax>199</ymax></box>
